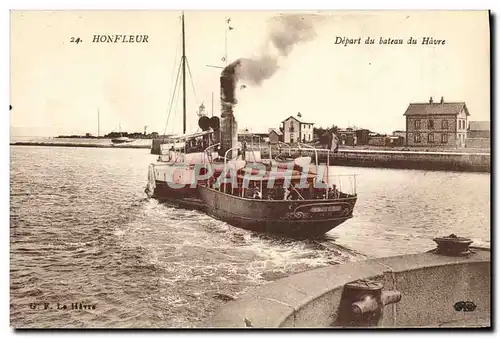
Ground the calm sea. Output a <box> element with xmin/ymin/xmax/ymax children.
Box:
<box><xmin>10</xmin><ymin>146</ymin><xmax>490</xmax><ymax>328</ymax></box>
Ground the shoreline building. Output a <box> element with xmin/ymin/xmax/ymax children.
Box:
<box><xmin>392</xmin><ymin>130</ymin><xmax>406</xmax><ymax>144</ymax></box>
<box><xmin>281</xmin><ymin>113</ymin><xmax>314</xmax><ymax>144</ymax></box>
<box><xmin>238</xmin><ymin>128</ymin><xmax>269</xmax><ymax>144</ymax></box>
<box><xmin>466</xmin><ymin>121</ymin><xmax>490</xmax><ymax>149</ymax></box>
<box><xmin>337</xmin><ymin>128</ymin><xmax>356</xmax><ymax>146</ymax></box>
<box><xmin>268</xmin><ymin>128</ymin><xmax>283</xmax><ymax>144</ymax></box>
<box><xmin>404</xmin><ymin>96</ymin><xmax>470</xmax><ymax>148</ymax></box>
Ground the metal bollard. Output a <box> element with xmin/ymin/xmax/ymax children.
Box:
<box><xmin>336</xmin><ymin>279</ymin><xmax>402</xmax><ymax>327</ymax></box>
<box><xmin>433</xmin><ymin>234</ymin><xmax>473</xmax><ymax>256</ymax></box>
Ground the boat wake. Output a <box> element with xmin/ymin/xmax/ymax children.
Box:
<box><xmin>128</xmin><ymin>198</ymin><xmax>366</xmax><ymax>275</ymax></box>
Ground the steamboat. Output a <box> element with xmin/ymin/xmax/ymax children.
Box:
<box><xmin>145</xmin><ymin>13</ymin><xmax>358</xmax><ymax>237</ymax></box>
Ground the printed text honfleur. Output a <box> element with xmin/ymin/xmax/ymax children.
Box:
<box><xmin>92</xmin><ymin>34</ymin><xmax>149</xmax><ymax>43</ymax></box>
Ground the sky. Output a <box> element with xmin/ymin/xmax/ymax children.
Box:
<box><xmin>10</xmin><ymin>10</ymin><xmax>490</xmax><ymax>137</ymax></box>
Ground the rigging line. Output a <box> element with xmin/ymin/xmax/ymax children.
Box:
<box><xmin>167</xmin><ymin>31</ymin><xmax>181</xmax><ymax>103</ymax></box>
<box><xmin>185</xmin><ymin>58</ymin><xmax>199</xmax><ymax>104</ymax></box>
<box><xmin>165</xmin><ymin>64</ymin><xmax>182</xmax><ymax>136</ymax></box>
<box><xmin>162</xmin><ymin>23</ymin><xmax>182</xmax><ymax>136</ymax></box>
<box><xmin>163</xmin><ymin>60</ymin><xmax>183</xmax><ymax>136</ymax></box>
<box><xmin>172</xmin><ymin>68</ymin><xmax>183</xmax><ymax>134</ymax></box>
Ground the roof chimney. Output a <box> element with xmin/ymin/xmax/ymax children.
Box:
<box><xmin>429</xmin><ymin>96</ymin><xmax>433</xmax><ymax>104</ymax></box>
<box><xmin>440</xmin><ymin>96</ymin><xmax>444</xmax><ymax>104</ymax></box>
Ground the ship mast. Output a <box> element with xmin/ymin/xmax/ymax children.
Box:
<box><xmin>181</xmin><ymin>12</ymin><xmax>187</xmax><ymax>134</ymax></box>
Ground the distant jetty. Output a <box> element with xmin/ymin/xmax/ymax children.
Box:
<box><xmin>247</xmin><ymin>145</ymin><xmax>490</xmax><ymax>173</ymax></box>
<box><xmin>10</xmin><ymin>138</ymin><xmax>151</xmax><ymax>149</ymax></box>
<box><xmin>11</xmin><ymin>141</ymin><xmax>151</xmax><ymax>149</ymax></box>
<box><xmin>55</xmin><ymin>131</ymin><xmax>160</xmax><ymax>140</ymax></box>
<box><xmin>270</xmin><ymin>147</ymin><xmax>490</xmax><ymax>173</ymax></box>
<box><xmin>10</xmin><ymin>139</ymin><xmax>490</xmax><ymax>173</ymax></box>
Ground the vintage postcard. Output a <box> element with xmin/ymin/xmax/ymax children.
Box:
<box><xmin>10</xmin><ymin>10</ymin><xmax>490</xmax><ymax>329</ymax></box>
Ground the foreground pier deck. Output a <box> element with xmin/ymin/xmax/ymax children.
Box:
<box><xmin>205</xmin><ymin>239</ymin><xmax>490</xmax><ymax>328</ymax></box>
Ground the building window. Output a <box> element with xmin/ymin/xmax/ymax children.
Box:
<box><xmin>414</xmin><ymin>133</ymin><xmax>421</xmax><ymax>143</ymax></box>
<box><xmin>442</xmin><ymin>119</ymin><xmax>448</xmax><ymax>129</ymax></box>
<box><xmin>428</xmin><ymin>119</ymin><xmax>434</xmax><ymax>130</ymax></box>
<box><xmin>441</xmin><ymin>134</ymin><xmax>448</xmax><ymax>143</ymax></box>
<box><xmin>428</xmin><ymin>133</ymin><xmax>434</xmax><ymax>143</ymax></box>
<box><xmin>414</xmin><ymin>120</ymin><xmax>421</xmax><ymax>129</ymax></box>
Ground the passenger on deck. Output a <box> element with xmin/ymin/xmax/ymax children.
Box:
<box><xmin>246</xmin><ymin>187</ymin><xmax>255</xmax><ymax>199</ymax></box>
<box><xmin>196</xmin><ymin>138</ymin><xmax>204</xmax><ymax>152</ymax></box>
<box><xmin>253</xmin><ymin>188</ymin><xmax>262</xmax><ymax>199</ymax></box>
<box><xmin>331</xmin><ymin>184</ymin><xmax>340</xmax><ymax>199</ymax></box>
<box><xmin>326</xmin><ymin>185</ymin><xmax>338</xmax><ymax>199</ymax></box>
<box><xmin>202</xmin><ymin>136</ymin><xmax>209</xmax><ymax>150</ymax></box>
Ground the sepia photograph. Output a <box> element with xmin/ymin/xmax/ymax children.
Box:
<box><xmin>9</xmin><ymin>8</ymin><xmax>491</xmax><ymax>329</ymax></box>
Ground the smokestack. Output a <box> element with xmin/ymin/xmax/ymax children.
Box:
<box><xmin>218</xmin><ymin>13</ymin><xmax>322</xmax><ymax>158</ymax></box>
<box><xmin>219</xmin><ymin>61</ymin><xmax>240</xmax><ymax>158</ymax></box>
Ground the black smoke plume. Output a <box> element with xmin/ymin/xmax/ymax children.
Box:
<box><xmin>220</xmin><ymin>13</ymin><xmax>322</xmax><ymax>106</ymax></box>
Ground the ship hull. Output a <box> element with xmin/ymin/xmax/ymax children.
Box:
<box><xmin>198</xmin><ymin>186</ymin><xmax>357</xmax><ymax>237</ymax></box>
<box><xmin>152</xmin><ymin>180</ymin><xmax>205</xmax><ymax>211</ymax></box>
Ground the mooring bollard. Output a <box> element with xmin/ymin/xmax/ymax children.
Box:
<box><xmin>336</xmin><ymin>279</ymin><xmax>401</xmax><ymax>327</ymax></box>
<box><xmin>433</xmin><ymin>234</ymin><xmax>473</xmax><ymax>256</ymax></box>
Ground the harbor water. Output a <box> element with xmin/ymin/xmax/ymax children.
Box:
<box><xmin>10</xmin><ymin>146</ymin><xmax>490</xmax><ymax>328</ymax></box>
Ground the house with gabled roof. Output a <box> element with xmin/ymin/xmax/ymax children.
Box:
<box><xmin>281</xmin><ymin>113</ymin><xmax>314</xmax><ymax>144</ymax></box>
<box><xmin>403</xmin><ymin>96</ymin><xmax>470</xmax><ymax>147</ymax></box>
<box><xmin>268</xmin><ymin>128</ymin><xmax>283</xmax><ymax>144</ymax></box>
